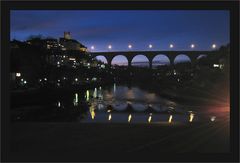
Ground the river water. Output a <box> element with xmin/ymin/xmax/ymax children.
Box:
<box><xmin>58</xmin><ymin>83</ymin><xmax>220</xmax><ymax>124</ymax></box>
<box><xmin>13</xmin><ymin>83</ymin><xmax>226</xmax><ymax>124</ymax></box>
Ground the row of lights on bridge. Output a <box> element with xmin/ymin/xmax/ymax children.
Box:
<box><xmin>90</xmin><ymin>44</ymin><xmax>217</xmax><ymax>50</ymax></box>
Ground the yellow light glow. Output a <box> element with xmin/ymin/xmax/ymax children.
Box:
<box><xmin>168</xmin><ymin>115</ymin><xmax>173</xmax><ymax>123</ymax></box>
<box><xmin>108</xmin><ymin>114</ymin><xmax>112</xmax><ymax>121</ymax></box>
<box><xmin>189</xmin><ymin>113</ymin><xmax>194</xmax><ymax>122</ymax></box>
<box><xmin>148</xmin><ymin>115</ymin><xmax>152</xmax><ymax>123</ymax></box>
<box><xmin>90</xmin><ymin>105</ymin><xmax>95</xmax><ymax>120</ymax></box>
<box><xmin>128</xmin><ymin>114</ymin><xmax>132</xmax><ymax>123</ymax></box>
<box><xmin>86</xmin><ymin>90</ymin><xmax>90</xmax><ymax>102</ymax></box>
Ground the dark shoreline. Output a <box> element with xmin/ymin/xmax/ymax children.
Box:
<box><xmin>9</xmin><ymin>120</ymin><xmax>230</xmax><ymax>162</ymax></box>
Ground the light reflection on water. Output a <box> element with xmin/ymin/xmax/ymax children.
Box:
<box><xmin>13</xmin><ymin>83</ymin><xmax>229</xmax><ymax>123</ymax></box>
<box><xmin>70</xmin><ymin>83</ymin><xmax>204</xmax><ymax>123</ymax></box>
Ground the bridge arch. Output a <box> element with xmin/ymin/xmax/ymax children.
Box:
<box><xmin>197</xmin><ymin>54</ymin><xmax>208</xmax><ymax>60</ymax></box>
<box><xmin>174</xmin><ymin>54</ymin><xmax>191</xmax><ymax>65</ymax></box>
<box><xmin>196</xmin><ymin>54</ymin><xmax>208</xmax><ymax>65</ymax></box>
<box><xmin>131</xmin><ymin>54</ymin><xmax>150</xmax><ymax>68</ymax></box>
<box><xmin>152</xmin><ymin>54</ymin><xmax>170</xmax><ymax>68</ymax></box>
<box><xmin>111</xmin><ymin>55</ymin><xmax>128</xmax><ymax>67</ymax></box>
<box><xmin>94</xmin><ymin>55</ymin><xmax>108</xmax><ymax>64</ymax></box>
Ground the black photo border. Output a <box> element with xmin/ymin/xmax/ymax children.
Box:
<box><xmin>1</xmin><ymin>0</ymin><xmax>239</xmax><ymax>162</ymax></box>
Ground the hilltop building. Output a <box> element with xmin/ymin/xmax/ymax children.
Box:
<box><xmin>59</xmin><ymin>31</ymin><xmax>87</xmax><ymax>52</ymax></box>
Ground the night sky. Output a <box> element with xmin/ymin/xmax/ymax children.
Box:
<box><xmin>11</xmin><ymin>10</ymin><xmax>229</xmax><ymax>64</ymax></box>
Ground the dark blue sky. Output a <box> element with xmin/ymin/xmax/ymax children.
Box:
<box><xmin>11</xmin><ymin>10</ymin><xmax>229</xmax><ymax>63</ymax></box>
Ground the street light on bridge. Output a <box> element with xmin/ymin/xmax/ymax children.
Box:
<box><xmin>108</xmin><ymin>45</ymin><xmax>112</xmax><ymax>50</ymax></box>
<box><xmin>148</xmin><ymin>44</ymin><xmax>153</xmax><ymax>49</ymax></box>
<box><xmin>169</xmin><ymin>44</ymin><xmax>174</xmax><ymax>48</ymax></box>
<box><xmin>212</xmin><ymin>44</ymin><xmax>217</xmax><ymax>49</ymax></box>
<box><xmin>128</xmin><ymin>44</ymin><xmax>132</xmax><ymax>49</ymax></box>
<box><xmin>190</xmin><ymin>44</ymin><xmax>195</xmax><ymax>49</ymax></box>
<box><xmin>91</xmin><ymin>46</ymin><xmax>95</xmax><ymax>50</ymax></box>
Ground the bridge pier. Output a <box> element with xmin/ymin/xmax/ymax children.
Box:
<box><xmin>149</xmin><ymin>61</ymin><xmax>152</xmax><ymax>69</ymax></box>
<box><xmin>128</xmin><ymin>60</ymin><xmax>132</xmax><ymax>68</ymax></box>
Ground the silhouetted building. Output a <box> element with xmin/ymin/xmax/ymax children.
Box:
<box><xmin>59</xmin><ymin>32</ymin><xmax>87</xmax><ymax>52</ymax></box>
<box><xmin>64</xmin><ymin>31</ymin><xmax>71</xmax><ymax>39</ymax></box>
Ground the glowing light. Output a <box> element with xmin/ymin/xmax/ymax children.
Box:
<box><xmin>128</xmin><ymin>44</ymin><xmax>132</xmax><ymax>49</ymax></box>
<box><xmin>211</xmin><ymin>116</ymin><xmax>216</xmax><ymax>122</ymax></box>
<box><xmin>16</xmin><ymin>73</ymin><xmax>21</xmax><ymax>77</ymax></box>
<box><xmin>108</xmin><ymin>114</ymin><xmax>112</xmax><ymax>121</ymax></box>
<box><xmin>173</xmin><ymin>69</ymin><xmax>177</xmax><ymax>75</ymax></box>
<box><xmin>213</xmin><ymin>64</ymin><xmax>220</xmax><ymax>68</ymax></box>
<box><xmin>93</xmin><ymin>88</ymin><xmax>97</xmax><ymax>98</ymax></box>
<box><xmin>44</xmin><ymin>78</ymin><xmax>47</xmax><ymax>81</ymax></box>
<box><xmin>168</xmin><ymin>115</ymin><xmax>173</xmax><ymax>123</ymax></box>
<box><xmin>75</xmin><ymin>93</ymin><xmax>78</xmax><ymax>103</ymax></box>
<box><xmin>149</xmin><ymin>44</ymin><xmax>153</xmax><ymax>48</ymax></box>
<box><xmin>90</xmin><ymin>105</ymin><xmax>96</xmax><ymax>120</ymax></box>
<box><xmin>190</xmin><ymin>44</ymin><xmax>195</xmax><ymax>48</ymax></box>
<box><xmin>189</xmin><ymin>113</ymin><xmax>194</xmax><ymax>122</ymax></box>
<box><xmin>75</xmin><ymin>78</ymin><xmax>78</xmax><ymax>82</ymax></box>
<box><xmin>73</xmin><ymin>93</ymin><xmax>78</xmax><ymax>106</ymax></box>
<box><xmin>128</xmin><ymin>114</ymin><xmax>132</xmax><ymax>123</ymax></box>
<box><xmin>212</xmin><ymin>44</ymin><xmax>216</xmax><ymax>49</ymax></box>
<box><xmin>148</xmin><ymin>113</ymin><xmax>152</xmax><ymax>123</ymax></box>
<box><xmin>107</xmin><ymin>110</ymin><xmax>111</xmax><ymax>113</ymax></box>
<box><xmin>21</xmin><ymin>78</ymin><xmax>24</xmax><ymax>82</ymax></box>
<box><xmin>108</xmin><ymin>45</ymin><xmax>112</xmax><ymax>49</ymax></box>
<box><xmin>57</xmin><ymin>101</ymin><xmax>61</xmax><ymax>107</ymax></box>
<box><xmin>169</xmin><ymin>44</ymin><xmax>174</xmax><ymax>48</ymax></box>
<box><xmin>91</xmin><ymin>46</ymin><xmax>95</xmax><ymax>50</ymax></box>
<box><xmin>69</xmin><ymin>58</ymin><xmax>76</xmax><ymax>61</ymax></box>
<box><xmin>23</xmin><ymin>80</ymin><xmax>27</xmax><ymax>84</ymax></box>
<box><xmin>86</xmin><ymin>90</ymin><xmax>90</xmax><ymax>102</ymax></box>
